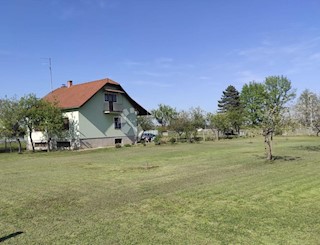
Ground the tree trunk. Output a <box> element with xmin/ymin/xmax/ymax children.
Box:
<box><xmin>45</xmin><ymin>130</ymin><xmax>50</xmax><ymax>152</ymax></box>
<box><xmin>47</xmin><ymin>139</ymin><xmax>51</xmax><ymax>152</ymax></box>
<box><xmin>16</xmin><ymin>137</ymin><xmax>22</xmax><ymax>154</ymax></box>
<box><xmin>4</xmin><ymin>138</ymin><xmax>7</xmax><ymax>152</ymax></box>
<box><xmin>264</xmin><ymin>131</ymin><xmax>273</xmax><ymax>160</ymax></box>
<box><xmin>28</xmin><ymin>125</ymin><xmax>35</xmax><ymax>152</ymax></box>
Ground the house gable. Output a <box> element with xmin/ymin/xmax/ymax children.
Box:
<box><xmin>79</xmin><ymin>87</ymin><xmax>139</xmax><ymax>138</ymax></box>
<box><xmin>44</xmin><ymin>78</ymin><xmax>149</xmax><ymax>115</ymax></box>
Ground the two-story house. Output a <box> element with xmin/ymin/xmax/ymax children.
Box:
<box><xmin>29</xmin><ymin>78</ymin><xmax>149</xmax><ymax>150</ymax></box>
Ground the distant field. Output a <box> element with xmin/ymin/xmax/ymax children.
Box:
<box><xmin>1</xmin><ymin>136</ymin><xmax>320</xmax><ymax>244</ymax></box>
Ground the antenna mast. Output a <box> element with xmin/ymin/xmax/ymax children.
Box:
<box><xmin>41</xmin><ymin>57</ymin><xmax>53</xmax><ymax>91</ymax></box>
<box><xmin>49</xmin><ymin>58</ymin><xmax>53</xmax><ymax>92</ymax></box>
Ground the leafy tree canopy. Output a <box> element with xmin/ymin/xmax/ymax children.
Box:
<box><xmin>240</xmin><ymin>81</ymin><xmax>266</xmax><ymax>127</ymax></box>
<box><xmin>151</xmin><ymin>104</ymin><xmax>177</xmax><ymax>128</ymax></box>
<box><xmin>137</xmin><ymin>116</ymin><xmax>155</xmax><ymax>131</ymax></box>
<box><xmin>0</xmin><ymin>97</ymin><xmax>24</xmax><ymax>153</ymax></box>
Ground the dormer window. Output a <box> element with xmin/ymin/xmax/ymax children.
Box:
<box><xmin>105</xmin><ymin>93</ymin><xmax>117</xmax><ymax>102</ymax></box>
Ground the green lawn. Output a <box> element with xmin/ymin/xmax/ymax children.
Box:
<box><xmin>1</xmin><ymin>136</ymin><xmax>320</xmax><ymax>244</ymax></box>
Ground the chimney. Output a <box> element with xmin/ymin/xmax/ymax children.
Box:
<box><xmin>67</xmin><ymin>80</ymin><xmax>73</xmax><ymax>88</ymax></box>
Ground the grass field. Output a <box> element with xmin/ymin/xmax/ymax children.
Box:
<box><xmin>1</xmin><ymin>136</ymin><xmax>320</xmax><ymax>244</ymax></box>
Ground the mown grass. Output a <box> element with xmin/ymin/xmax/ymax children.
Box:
<box><xmin>1</xmin><ymin>136</ymin><xmax>320</xmax><ymax>244</ymax></box>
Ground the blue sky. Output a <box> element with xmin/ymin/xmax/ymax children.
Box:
<box><xmin>1</xmin><ymin>0</ymin><xmax>320</xmax><ymax>112</ymax></box>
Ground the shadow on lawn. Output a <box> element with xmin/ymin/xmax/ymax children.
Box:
<box><xmin>255</xmin><ymin>155</ymin><xmax>301</xmax><ymax>162</ymax></box>
<box><xmin>273</xmin><ymin>156</ymin><xmax>301</xmax><ymax>161</ymax></box>
<box><xmin>294</xmin><ymin>145</ymin><xmax>320</xmax><ymax>152</ymax></box>
<box><xmin>0</xmin><ymin>231</ymin><xmax>24</xmax><ymax>243</ymax></box>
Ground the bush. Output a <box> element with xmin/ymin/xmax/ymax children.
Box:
<box><xmin>176</xmin><ymin>137</ymin><xmax>185</xmax><ymax>143</ymax></box>
<box><xmin>194</xmin><ymin>136</ymin><xmax>202</xmax><ymax>142</ymax></box>
<box><xmin>154</xmin><ymin>135</ymin><xmax>168</xmax><ymax>145</ymax></box>
<box><xmin>124</xmin><ymin>144</ymin><xmax>132</xmax><ymax>147</ymax></box>
<box><xmin>0</xmin><ymin>140</ymin><xmax>26</xmax><ymax>153</ymax></box>
<box><xmin>115</xmin><ymin>143</ymin><xmax>122</xmax><ymax>148</ymax></box>
<box><xmin>153</xmin><ymin>135</ymin><xmax>161</xmax><ymax>145</ymax></box>
<box><xmin>205</xmin><ymin>136</ymin><xmax>215</xmax><ymax>141</ymax></box>
<box><xmin>169</xmin><ymin>137</ymin><xmax>176</xmax><ymax>144</ymax></box>
<box><xmin>160</xmin><ymin>137</ymin><xmax>168</xmax><ymax>144</ymax></box>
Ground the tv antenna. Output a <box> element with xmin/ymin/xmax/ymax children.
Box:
<box><xmin>41</xmin><ymin>57</ymin><xmax>53</xmax><ymax>92</ymax></box>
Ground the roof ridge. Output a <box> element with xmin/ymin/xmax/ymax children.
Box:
<box><xmin>68</xmin><ymin>78</ymin><xmax>119</xmax><ymax>87</ymax></box>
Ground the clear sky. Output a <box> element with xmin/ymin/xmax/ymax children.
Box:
<box><xmin>1</xmin><ymin>0</ymin><xmax>320</xmax><ymax>112</ymax></box>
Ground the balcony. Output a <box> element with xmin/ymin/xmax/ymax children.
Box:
<box><xmin>104</xmin><ymin>102</ymin><xmax>123</xmax><ymax>114</ymax></box>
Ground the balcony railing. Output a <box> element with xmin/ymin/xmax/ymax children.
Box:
<box><xmin>104</xmin><ymin>102</ymin><xmax>123</xmax><ymax>113</ymax></box>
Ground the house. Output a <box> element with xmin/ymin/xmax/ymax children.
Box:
<box><xmin>28</xmin><ymin>78</ymin><xmax>149</xmax><ymax>150</ymax></box>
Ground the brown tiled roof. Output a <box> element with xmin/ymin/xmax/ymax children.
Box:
<box><xmin>44</xmin><ymin>78</ymin><xmax>119</xmax><ymax>109</ymax></box>
<box><xmin>44</xmin><ymin>78</ymin><xmax>149</xmax><ymax>115</ymax></box>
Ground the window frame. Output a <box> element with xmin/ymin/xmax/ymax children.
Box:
<box><xmin>105</xmin><ymin>93</ymin><xmax>117</xmax><ymax>103</ymax></box>
<box><xmin>115</xmin><ymin>138</ymin><xmax>122</xmax><ymax>144</ymax></box>
<box><xmin>114</xmin><ymin>116</ymin><xmax>121</xmax><ymax>129</ymax></box>
<box><xmin>63</xmin><ymin>117</ymin><xmax>70</xmax><ymax>130</ymax></box>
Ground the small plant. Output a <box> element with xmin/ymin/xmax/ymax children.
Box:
<box><xmin>124</xmin><ymin>144</ymin><xmax>132</xmax><ymax>147</ymax></box>
<box><xmin>160</xmin><ymin>138</ymin><xmax>168</xmax><ymax>144</ymax></box>
<box><xmin>205</xmin><ymin>136</ymin><xmax>215</xmax><ymax>141</ymax></box>
<box><xmin>115</xmin><ymin>143</ymin><xmax>122</xmax><ymax>148</ymax></box>
<box><xmin>169</xmin><ymin>137</ymin><xmax>176</xmax><ymax>144</ymax></box>
<box><xmin>194</xmin><ymin>136</ymin><xmax>202</xmax><ymax>142</ymax></box>
<box><xmin>154</xmin><ymin>135</ymin><xmax>162</xmax><ymax>145</ymax></box>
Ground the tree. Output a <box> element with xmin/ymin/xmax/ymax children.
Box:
<box><xmin>18</xmin><ymin>94</ymin><xmax>41</xmax><ymax>152</ymax></box>
<box><xmin>240</xmin><ymin>82</ymin><xmax>266</xmax><ymax>127</ymax></box>
<box><xmin>189</xmin><ymin>107</ymin><xmax>206</xmax><ymax>130</ymax></box>
<box><xmin>218</xmin><ymin>85</ymin><xmax>241</xmax><ymax>113</ymax></box>
<box><xmin>169</xmin><ymin>107</ymin><xmax>206</xmax><ymax>142</ymax></box>
<box><xmin>208</xmin><ymin>113</ymin><xmax>230</xmax><ymax>140</ymax></box>
<box><xmin>170</xmin><ymin>110</ymin><xmax>193</xmax><ymax>140</ymax></box>
<box><xmin>0</xmin><ymin>97</ymin><xmax>24</xmax><ymax>153</ymax></box>
<box><xmin>18</xmin><ymin>94</ymin><xmax>64</xmax><ymax>152</ymax></box>
<box><xmin>35</xmin><ymin>100</ymin><xmax>64</xmax><ymax>152</ymax></box>
<box><xmin>262</xmin><ymin>76</ymin><xmax>296</xmax><ymax>160</ymax></box>
<box><xmin>294</xmin><ymin>89</ymin><xmax>320</xmax><ymax>128</ymax></box>
<box><xmin>217</xmin><ymin>85</ymin><xmax>243</xmax><ymax>134</ymax></box>
<box><xmin>151</xmin><ymin>104</ymin><xmax>177</xmax><ymax>128</ymax></box>
<box><xmin>226</xmin><ymin>109</ymin><xmax>244</xmax><ymax>135</ymax></box>
<box><xmin>137</xmin><ymin>115</ymin><xmax>155</xmax><ymax>131</ymax></box>
<box><xmin>313</xmin><ymin>117</ymin><xmax>320</xmax><ymax>136</ymax></box>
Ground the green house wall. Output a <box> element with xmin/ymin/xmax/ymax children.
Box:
<box><xmin>77</xmin><ymin>90</ymin><xmax>138</xmax><ymax>140</ymax></box>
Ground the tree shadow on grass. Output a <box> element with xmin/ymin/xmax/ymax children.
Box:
<box><xmin>255</xmin><ymin>155</ymin><xmax>301</xmax><ymax>162</ymax></box>
<box><xmin>294</xmin><ymin>145</ymin><xmax>320</xmax><ymax>152</ymax></box>
<box><xmin>273</xmin><ymin>156</ymin><xmax>301</xmax><ymax>161</ymax></box>
<box><xmin>0</xmin><ymin>231</ymin><xmax>23</xmax><ymax>243</ymax></box>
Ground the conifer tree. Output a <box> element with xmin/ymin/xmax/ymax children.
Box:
<box><xmin>218</xmin><ymin>85</ymin><xmax>241</xmax><ymax>113</ymax></box>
